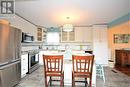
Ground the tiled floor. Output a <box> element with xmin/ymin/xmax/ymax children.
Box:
<box><xmin>15</xmin><ymin>66</ymin><xmax>130</xmax><ymax>87</ymax></box>
<box><xmin>96</xmin><ymin>67</ymin><xmax>130</xmax><ymax>87</ymax></box>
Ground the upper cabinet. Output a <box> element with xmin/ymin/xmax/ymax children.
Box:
<box><xmin>37</xmin><ymin>27</ymin><xmax>47</xmax><ymax>42</ymax></box>
<box><xmin>75</xmin><ymin>27</ymin><xmax>92</xmax><ymax>42</ymax></box>
<box><xmin>61</xmin><ymin>26</ymin><xmax>92</xmax><ymax>42</ymax></box>
<box><xmin>75</xmin><ymin>27</ymin><xmax>83</xmax><ymax>42</ymax></box>
<box><xmin>69</xmin><ymin>31</ymin><xmax>75</xmax><ymax>41</ymax></box>
<box><xmin>61</xmin><ymin>31</ymin><xmax>68</xmax><ymax>41</ymax></box>
<box><xmin>61</xmin><ymin>28</ymin><xmax>75</xmax><ymax>42</ymax></box>
<box><xmin>37</xmin><ymin>28</ymin><xmax>42</xmax><ymax>41</ymax></box>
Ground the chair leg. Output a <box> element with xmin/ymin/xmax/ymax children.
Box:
<box><xmin>85</xmin><ymin>78</ymin><xmax>88</xmax><ymax>87</ymax></box>
<box><xmin>63</xmin><ymin>73</ymin><xmax>64</xmax><ymax>87</ymax></box>
<box><xmin>72</xmin><ymin>72</ymin><xmax>75</xmax><ymax>87</ymax></box>
<box><xmin>45</xmin><ymin>76</ymin><xmax>48</xmax><ymax>87</ymax></box>
<box><xmin>60</xmin><ymin>75</ymin><xmax>64</xmax><ymax>87</ymax></box>
<box><xmin>50</xmin><ymin>76</ymin><xmax>52</xmax><ymax>86</ymax></box>
<box><xmin>89</xmin><ymin>77</ymin><xmax>92</xmax><ymax>87</ymax></box>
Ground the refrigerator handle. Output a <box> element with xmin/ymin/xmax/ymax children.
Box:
<box><xmin>0</xmin><ymin>60</ymin><xmax>20</xmax><ymax>70</ymax></box>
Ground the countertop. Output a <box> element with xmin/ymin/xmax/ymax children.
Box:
<box><xmin>21</xmin><ymin>51</ymin><xmax>28</xmax><ymax>55</ymax></box>
<box><xmin>21</xmin><ymin>49</ymin><xmax>93</xmax><ymax>55</ymax></box>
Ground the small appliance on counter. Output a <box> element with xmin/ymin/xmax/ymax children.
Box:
<box><xmin>22</xmin><ymin>32</ymin><xmax>34</xmax><ymax>43</ymax></box>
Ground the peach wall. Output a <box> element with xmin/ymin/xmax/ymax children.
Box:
<box><xmin>108</xmin><ymin>21</ymin><xmax>130</xmax><ymax>62</ymax></box>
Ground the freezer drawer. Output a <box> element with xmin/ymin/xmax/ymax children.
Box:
<box><xmin>0</xmin><ymin>61</ymin><xmax>21</xmax><ymax>87</ymax></box>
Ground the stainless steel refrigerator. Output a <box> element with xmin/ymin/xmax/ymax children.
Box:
<box><xmin>0</xmin><ymin>24</ymin><xmax>21</xmax><ymax>87</ymax></box>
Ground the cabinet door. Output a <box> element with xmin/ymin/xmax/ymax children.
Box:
<box><xmin>21</xmin><ymin>54</ymin><xmax>28</xmax><ymax>78</ymax></box>
<box><xmin>43</xmin><ymin>28</ymin><xmax>47</xmax><ymax>42</ymax></box>
<box><xmin>39</xmin><ymin>51</ymin><xmax>44</xmax><ymax>65</ymax></box>
<box><xmin>69</xmin><ymin>31</ymin><xmax>75</xmax><ymax>41</ymax></box>
<box><xmin>115</xmin><ymin>50</ymin><xmax>122</xmax><ymax>65</ymax></box>
<box><xmin>37</xmin><ymin>28</ymin><xmax>43</xmax><ymax>41</ymax></box>
<box><xmin>83</xmin><ymin>27</ymin><xmax>92</xmax><ymax>42</ymax></box>
<box><xmin>75</xmin><ymin>27</ymin><xmax>84</xmax><ymax>42</ymax></box>
<box><xmin>61</xmin><ymin>29</ymin><xmax>75</xmax><ymax>42</ymax></box>
<box><xmin>75</xmin><ymin>27</ymin><xmax>92</xmax><ymax>42</ymax></box>
<box><xmin>128</xmin><ymin>52</ymin><xmax>130</xmax><ymax>65</ymax></box>
<box><xmin>93</xmin><ymin>25</ymin><xmax>108</xmax><ymax>65</ymax></box>
<box><xmin>61</xmin><ymin>31</ymin><xmax>68</xmax><ymax>41</ymax></box>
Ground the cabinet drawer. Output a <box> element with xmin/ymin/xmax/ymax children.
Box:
<box><xmin>21</xmin><ymin>54</ymin><xmax>28</xmax><ymax>78</ymax></box>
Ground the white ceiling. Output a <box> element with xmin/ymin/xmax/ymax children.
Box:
<box><xmin>15</xmin><ymin>0</ymin><xmax>129</xmax><ymax>28</ymax></box>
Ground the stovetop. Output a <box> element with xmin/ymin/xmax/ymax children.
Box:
<box><xmin>21</xmin><ymin>49</ymin><xmax>40</xmax><ymax>55</ymax></box>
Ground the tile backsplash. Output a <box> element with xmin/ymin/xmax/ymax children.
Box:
<box><xmin>42</xmin><ymin>43</ymin><xmax>92</xmax><ymax>51</ymax></box>
<box><xmin>21</xmin><ymin>42</ymin><xmax>92</xmax><ymax>51</ymax></box>
<box><xmin>22</xmin><ymin>46</ymin><xmax>39</xmax><ymax>51</ymax></box>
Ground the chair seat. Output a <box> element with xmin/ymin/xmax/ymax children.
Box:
<box><xmin>73</xmin><ymin>72</ymin><xmax>91</xmax><ymax>78</ymax></box>
<box><xmin>46</xmin><ymin>72</ymin><xmax>64</xmax><ymax>76</ymax></box>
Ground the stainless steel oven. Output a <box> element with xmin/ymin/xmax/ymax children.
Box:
<box><xmin>28</xmin><ymin>50</ymin><xmax>39</xmax><ymax>73</ymax></box>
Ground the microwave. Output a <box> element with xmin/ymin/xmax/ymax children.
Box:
<box><xmin>22</xmin><ymin>32</ymin><xmax>34</xmax><ymax>42</ymax></box>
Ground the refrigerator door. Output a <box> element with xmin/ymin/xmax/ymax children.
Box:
<box><xmin>13</xmin><ymin>27</ymin><xmax>21</xmax><ymax>60</ymax></box>
<box><xmin>0</xmin><ymin>60</ymin><xmax>21</xmax><ymax>87</ymax></box>
<box><xmin>0</xmin><ymin>25</ymin><xmax>21</xmax><ymax>65</ymax></box>
<box><xmin>0</xmin><ymin>25</ymin><xmax>15</xmax><ymax>64</ymax></box>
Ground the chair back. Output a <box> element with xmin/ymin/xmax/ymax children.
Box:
<box><xmin>72</xmin><ymin>55</ymin><xmax>94</xmax><ymax>74</ymax></box>
<box><xmin>43</xmin><ymin>55</ymin><xmax>63</xmax><ymax>73</ymax></box>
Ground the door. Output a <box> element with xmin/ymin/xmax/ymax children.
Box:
<box><xmin>83</xmin><ymin>27</ymin><xmax>92</xmax><ymax>42</ymax></box>
<box><xmin>68</xmin><ymin>31</ymin><xmax>75</xmax><ymax>41</ymax></box>
<box><xmin>0</xmin><ymin>25</ymin><xmax>15</xmax><ymax>64</ymax></box>
<box><xmin>0</xmin><ymin>61</ymin><xmax>21</xmax><ymax>87</ymax></box>
<box><xmin>13</xmin><ymin>27</ymin><xmax>21</xmax><ymax>60</ymax></box>
<box><xmin>93</xmin><ymin>25</ymin><xmax>108</xmax><ymax>65</ymax></box>
<box><xmin>61</xmin><ymin>31</ymin><xmax>67</xmax><ymax>41</ymax></box>
<box><xmin>75</xmin><ymin>27</ymin><xmax>84</xmax><ymax>42</ymax></box>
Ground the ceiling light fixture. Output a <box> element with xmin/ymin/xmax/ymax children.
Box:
<box><xmin>63</xmin><ymin>17</ymin><xmax>73</xmax><ymax>32</ymax></box>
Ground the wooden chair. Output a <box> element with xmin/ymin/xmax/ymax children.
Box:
<box><xmin>43</xmin><ymin>55</ymin><xmax>64</xmax><ymax>87</ymax></box>
<box><xmin>72</xmin><ymin>55</ymin><xmax>94</xmax><ymax>87</ymax></box>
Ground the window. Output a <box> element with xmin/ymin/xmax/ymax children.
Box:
<box><xmin>47</xmin><ymin>32</ymin><xmax>59</xmax><ymax>43</ymax></box>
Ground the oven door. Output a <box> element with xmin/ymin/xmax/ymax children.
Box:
<box><xmin>35</xmin><ymin>54</ymin><xmax>39</xmax><ymax>62</ymax></box>
<box><xmin>30</xmin><ymin>54</ymin><xmax>39</xmax><ymax>67</ymax></box>
<box><xmin>28</xmin><ymin>53</ymin><xmax>39</xmax><ymax>73</ymax></box>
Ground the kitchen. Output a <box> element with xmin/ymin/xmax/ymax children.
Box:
<box><xmin>0</xmin><ymin>0</ymin><xmax>130</xmax><ymax>87</ymax></box>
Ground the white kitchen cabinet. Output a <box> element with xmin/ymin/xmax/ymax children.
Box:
<box><xmin>61</xmin><ymin>31</ymin><xmax>68</xmax><ymax>41</ymax></box>
<box><xmin>37</xmin><ymin>27</ymin><xmax>47</xmax><ymax>42</ymax></box>
<box><xmin>75</xmin><ymin>27</ymin><xmax>83</xmax><ymax>42</ymax></box>
<box><xmin>61</xmin><ymin>29</ymin><xmax>75</xmax><ymax>42</ymax></box>
<box><xmin>92</xmin><ymin>25</ymin><xmax>108</xmax><ymax>65</ymax></box>
<box><xmin>39</xmin><ymin>51</ymin><xmax>44</xmax><ymax>65</ymax></box>
<box><xmin>75</xmin><ymin>27</ymin><xmax>92</xmax><ymax>42</ymax></box>
<box><xmin>21</xmin><ymin>54</ymin><xmax>28</xmax><ymax>78</ymax></box>
<box><xmin>83</xmin><ymin>27</ymin><xmax>92</xmax><ymax>42</ymax></box>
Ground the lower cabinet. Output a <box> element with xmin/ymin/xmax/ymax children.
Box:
<box><xmin>21</xmin><ymin>54</ymin><xmax>28</xmax><ymax>78</ymax></box>
<box><xmin>39</xmin><ymin>51</ymin><xmax>44</xmax><ymax>65</ymax></box>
